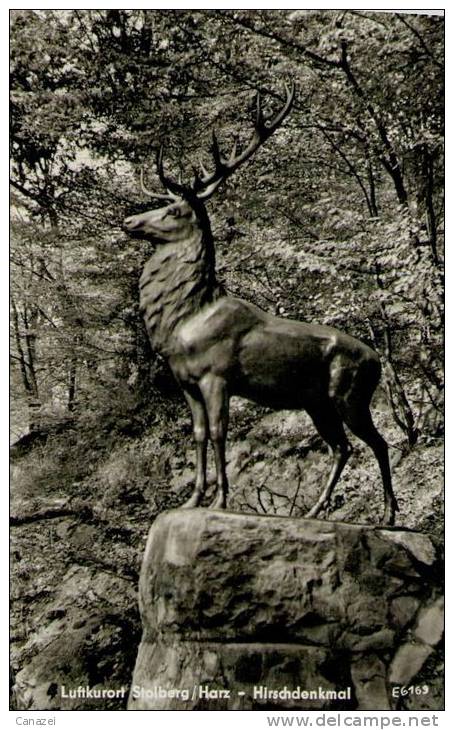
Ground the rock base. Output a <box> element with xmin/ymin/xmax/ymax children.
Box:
<box><xmin>129</xmin><ymin>509</ymin><xmax>443</xmax><ymax>711</ymax></box>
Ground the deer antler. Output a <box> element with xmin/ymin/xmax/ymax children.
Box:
<box><xmin>193</xmin><ymin>81</ymin><xmax>295</xmax><ymax>201</ymax></box>
<box><xmin>155</xmin><ymin>145</ymin><xmax>193</xmax><ymax>200</ymax></box>
<box><xmin>153</xmin><ymin>81</ymin><xmax>295</xmax><ymax>203</ymax></box>
<box><xmin>140</xmin><ymin>157</ymin><xmax>181</xmax><ymax>202</ymax></box>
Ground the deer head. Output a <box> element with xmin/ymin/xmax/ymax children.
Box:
<box><xmin>123</xmin><ymin>82</ymin><xmax>295</xmax><ymax>241</ymax></box>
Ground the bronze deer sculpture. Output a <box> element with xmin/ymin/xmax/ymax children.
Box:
<box><xmin>124</xmin><ymin>83</ymin><xmax>398</xmax><ymax>525</ymax></box>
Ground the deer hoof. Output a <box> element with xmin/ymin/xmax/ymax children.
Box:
<box><xmin>208</xmin><ymin>493</ymin><xmax>227</xmax><ymax>510</ymax></box>
<box><xmin>383</xmin><ymin>510</ymin><xmax>395</xmax><ymax>526</ymax></box>
<box><xmin>305</xmin><ymin>500</ymin><xmax>329</xmax><ymax>519</ymax></box>
<box><xmin>180</xmin><ymin>491</ymin><xmax>203</xmax><ymax>509</ymax></box>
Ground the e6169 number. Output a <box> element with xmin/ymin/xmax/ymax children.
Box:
<box><xmin>392</xmin><ymin>685</ymin><xmax>429</xmax><ymax>698</ymax></box>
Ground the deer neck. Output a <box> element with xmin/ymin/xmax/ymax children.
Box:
<box><xmin>139</xmin><ymin>224</ymin><xmax>220</xmax><ymax>356</ymax></box>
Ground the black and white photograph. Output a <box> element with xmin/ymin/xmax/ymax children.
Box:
<box><xmin>10</xmin><ymin>7</ymin><xmax>444</xmax><ymax>717</ymax></box>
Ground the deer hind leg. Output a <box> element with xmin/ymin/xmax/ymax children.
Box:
<box><xmin>180</xmin><ymin>389</ymin><xmax>208</xmax><ymax>509</ymax></box>
<box><xmin>199</xmin><ymin>374</ymin><xmax>230</xmax><ymax>510</ymax></box>
<box><xmin>338</xmin><ymin>402</ymin><xmax>398</xmax><ymax>525</ymax></box>
<box><xmin>305</xmin><ymin>402</ymin><xmax>353</xmax><ymax>519</ymax></box>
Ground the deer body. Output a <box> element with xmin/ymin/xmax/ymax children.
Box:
<box><xmin>125</xmin><ymin>83</ymin><xmax>398</xmax><ymax>524</ymax></box>
<box><xmin>168</xmin><ymin>297</ymin><xmax>378</xmax><ymax>409</ymax></box>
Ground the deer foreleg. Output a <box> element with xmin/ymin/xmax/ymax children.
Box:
<box><xmin>200</xmin><ymin>375</ymin><xmax>230</xmax><ymax>510</ymax></box>
<box><xmin>180</xmin><ymin>390</ymin><xmax>208</xmax><ymax>509</ymax></box>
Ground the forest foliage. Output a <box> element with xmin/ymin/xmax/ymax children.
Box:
<box><xmin>10</xmin><ymin>9</ymin><xmax>444</xmax><ymax>449</ymax></box>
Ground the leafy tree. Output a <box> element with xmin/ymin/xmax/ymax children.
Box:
<box><xmin>10</xmin><ymin>9</ymin><xmax>443</xmax><ymax>446</ymax></box>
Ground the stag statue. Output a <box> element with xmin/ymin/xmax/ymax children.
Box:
<box><xmin>123</xmin><ymin>83</ymin><xmax>398</xmax><ymax>525</ymax></box>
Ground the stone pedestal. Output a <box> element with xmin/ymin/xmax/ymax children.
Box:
<box><xmin>128</xmin><ymin>509</ymin><xmax>443</xmax><ymax>711</ymax></box>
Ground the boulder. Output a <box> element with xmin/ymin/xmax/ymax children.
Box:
<box><xmin>11</xmin><ymin>566</ymin><xmax>138</xmax><ymax>710</ymax></box>
<box><xmin>129</xmin><ymin>509</ymin><xmax>443</xmax><ymax>711</ymax></box>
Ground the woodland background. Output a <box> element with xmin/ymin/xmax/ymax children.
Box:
<box><xmin>10</xmin><ymin>10</ymin><xmax>444</xmax><ymax>710</ymax></box>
